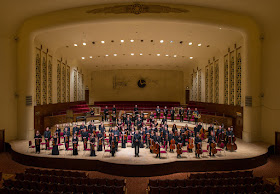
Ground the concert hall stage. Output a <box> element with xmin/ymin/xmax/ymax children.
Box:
<box><xmin>9</xmin><ymin>138</ymin><xmax>271</xmax><ymax>177</ymax></box>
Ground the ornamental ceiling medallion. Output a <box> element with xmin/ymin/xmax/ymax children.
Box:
<box><xmin>86</xmin><ymin>4</ymin><xmax>189</xmax><ymax>15</ymax></box>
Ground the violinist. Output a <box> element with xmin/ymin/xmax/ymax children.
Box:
<box><xmin>134</xmin><ymin>130</ymin><xmax>141</xmax><ymax>157</ymax></box>
<box><xmin>43</xmin><ymin>127</ymin><xmax>51</xmax><ymax>150</ymax></box>
<box><xmin>122</xmin><ymin>111</ymin><xmax>127</xmax><ymax>123</ymax></box>
<box><xmin>104</xmin><ymin>106</ymin><xmax>109</xmax><ymax>121</ymax></box>
<box><xmin>34</xmin><ymin>130</ymin><xmax>42</xmax><ymax>154</ymax></box>
<box><xmin>170</xmin><ymin>107</ymin><xmax>175</xmax><ymax>122</ymax></box>
<box><xmin>161</xmin><ymin>116</ymin><xmax>167</xmax><ymax>125</ymax></box>
<box><xmin>140</xmin><ymin>128</ymin><xmax>145</xmax><ymax>148</ymax></box>
<box><xmin>109</xmin><ymin>133</ymin><xmax>117</xmax><ymax>157</ymax></box>
<box><xmin>72</xmin><ymin>124</ymin><xmax>79</xmax><ymax>136</ymax></box>
<box><xmin>51</xmin><ymin>133</ymin><xmax>59</xmax><ymax>155</ymax></box>
<box><xmin>80</xmin><ymin>122</ymin><xmax>87</xmax><ymax>132</ymax></box>
<box><xmin>88</xmin><ymin>122</ymin><xmax>96</xmax><ymax>134</ymax></box>
<box><xmin>55</xmin><ymin>124</ymin><xmax>61</xmax><ymax>144</ymax></box>
<box><xmin>187</xmin><ymin>107</ymin><xmax>192</xmax><ymax>122</ymax></box>
<box><xmin>179</xmin><ymin>107</ymin><xmax>184</xmax><ymax>122</ymax></box>
<box><xmin>208</xmin><ymin>131</ymin><xmax>216</xmax><ymax>156</ymax></box>
<box><xmin>113</xmin><ymin>126</ymin><xmax>119</xmax><ymax>151</ymax></box>
<box><xmin>117</xmin><ymin>118</ymin><xmax>122</xmax><ymax>130</ymax></box>
<box><xmin>172</xmin><ymin>124</ymin><xmax>177</xmax><ymax>134</ymax></box>
<box><xmin>136</xmin><ymin>117</ymin><xmax>142</xmax><ymax>130</ymax></box>
<box><xmin>99</xmin><ymin>122</ymin><xmax>106</xmax><ymax>140</ymax></box>
<box><xmin>63</xmin><ymin>127</ymin><xmax>70</xmax><ymax>150</ymax></box>
<box><xmin>65</xmin><ymin>124</ymin><xmax>70</xmax><ymax>132</ymax></box>
<box><xmin>163</xmin><ymin>106</ymin><xmax>168</xmax><ymax>118</ymax></box>
<box><xmin>125</xmin><ymin>117</ymin><xmax>132</xmax><ymax>130</ymax></box>
<box><xmin>131</xmin><ymin>128</ymin><xmax>135</xmax><ymax>148</ymax></box>
<box><xmin>90</xmin><ymin>133</ymin><xmax>96</xmax><ymax>156</ymax></box>
<box><xmin>97</xmin><ymin>131</ymin><xmax>103</xmax><ymax>151</ymax></box>
<box><xmin>112</xmin><ymin>105</ymin><xmax>117</xmax><ymax>114</ymax></box>
<box><xmin>145</xmin><ymin>127</ymin><xmax>151</xmax><ymax>148</ymax></box>
<box><xmin>134</xmin><ymin>105</ymin><xmax>139</xmax><ymax>115</ymax></box>
<box><xmin>121</xmin><ymin>128</ymin><xmax>127</xmax><ymax>148</ymax></box>
<box><xmin>195</xmin><ymin>133</ymin><xmax>202</xmax><ymax>158</ymax></box>
<box><xmin>194</xmin><ymin>124</ymin><xmax>200</xmax><ymax>137</ymax></box>
<box><xmin>155</xmin><ymin>132</ymin><xmax>161</xmax><ymax>158</ymax></box>
<box><xmin>140</xmin><ymin>111</ymin><xmax>145</xmax><ymax>121</ymax></box>
<box><xmin>81</xmin><ymin>128</ymin><xmax>89</xmax><ymax>150</ymax></box>
<box><xmin>72</xmin><ymin>133</ymin><xmax>79</xmax><ymax>155</ymax></box>
<box><xmin>132</xmin><ymin>111</ymin><xmax>136</xmax><ymax>125</ymax></box>
<box><xmin>156</xmin><ymin>106</ymin><xmax>161</xmax><ymax>120</ymax></box>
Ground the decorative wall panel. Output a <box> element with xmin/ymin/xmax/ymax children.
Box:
<box><xmin>236</xmin><ymin>48</ymin><xmax>242</xmax><ymax>106</ymax></box>
<box><xmin>190</xmin><ymin>73</ymin><xmax>193</xmax><ymax>101</ymax></box>
<box><xmin>229</xmin><ymin>51</ymin><xmax>235</xmax><ymax>105</ymax></box>
<box><xmin>66</xmin><ymin>65</ymin><xmax>70</xmax><ymax>102</ymax></box>
<box><xmin>74</xmin><ymin>69</ymin><xmax>77</xmax><ymax>101</ymax></box>
<box><xmin>198</xmin><ymin>69</ymin><xmax>202</xmax><ymax>102</ymax></box>
<box><xmin>41</xmin><ymin>52</ymin><xmax>47</xmax><ymax>105</ymax></box>
<box><xmin>61</xmin><ymin>62</ymin><xmax>66</xmax><ymax>103</ymax></box>
<box><xmin>57</xmin><ymin>60</ymin><xmax>61</xmax><ymax>103</ymax></box>
<box><xmin>224</xmin><ymin>55</ymin><xmax>229</xmax><ymax>104</ymax></box>
<box><xmin>214</xmin><ymin>60</ymin><xmax>219</xmax><ymax>104</ymax></box>
<box><xmin>47</xmin><ymin>55</ymin><xmax>52</xmax><ymax>104</ymax></box>
<box><xmin>82</xmin><ymin>74</ymin><xmax>84</xmax><ymax>100</ymax></box>
<box><xmin>193</xmin><ymin>71</ymin><xmax>198</xmax><ymax>101</ymax></box>
<box><xmin>209</xmin><ymin>63</ymin><xmax>214</xmax><ymax>103</ymax></box>
<box><xmin>78</xmin><ymin>72</ymin><xmax>82</xmax><ymax>101</ymax></box>
<box><xmin>205</xmin><ymin>66</ymin><xmax>209</xmax><ymax>103</ymax></box>
<box><xmin>35</xmin><ymin>48</ymin><xmax>41</xmax><ymax>105</ymax></box>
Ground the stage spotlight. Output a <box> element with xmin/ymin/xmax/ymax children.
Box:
<box><xmin>170</xmin><ymin>41</ymin><xmax>173</xmax><ymax>43</ymax></box>
<box><xmin>157</xmin><ymin>54</ymin><xmax>160</xmax><ymax>56</ymax></box>
<box><xmin>140</xmin><ymin>53</ymin><xmax>143</xmax><ymax>55</ymax></box>
<box><xmin>105</xmin><ymin>54</ymin><xmax>109</xmax><ymax>57</ymax></box>
<box><xmin>165</xmin><ymin>54</ymin><xmax>169</xmax><ymax>57</ymax></box>
<box><xmin>131</xmin><ymin>53</ymin><xmax>134</xmax><ymax>56</ymax></box>
<box><xmin>174</xmin><ymin>55</ymin><xmax>177</xmax><ymax>57</ymax></box>
<box><xmin>89</xmin><ymin>56</ymin><xmax>92</xmax><ymax>59</ymax></box>
<box><xmin>114</xmin><ymin>54</ymin><xmax>117</xmax><ymax>56</ymax></box>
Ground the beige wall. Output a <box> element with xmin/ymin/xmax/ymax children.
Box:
<box><xmin>90</xmin><ymin>69</ymin><xmax>184</xmax><ymax>104</ymax></box>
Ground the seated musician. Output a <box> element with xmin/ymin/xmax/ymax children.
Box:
<box><xmin>72</xmin><ymin>124</ymin><xmax>79</xmax><ymax>135</ymax></box>
<box><xmin>133</xmin><ymin>130</ymin><xmax>141</xmax><ymax>157</ymax></box>
<box><xmin>225</xmin><ymin>127</ymin><xmax>235</xmax><ymax>150</ymax></box>
<box><xmin>66</xmin><ymin>124</ymin><xmax>70</xmax><ymax>132</ymax></box>
<box><xmin>90</xmin><ymin>133</ymin><xmax>96</xmax><ymax>156</ymax></box>
<box><xmin>187</xmin><ymin>107</ymin><xmax>192</xmax><ymax>122</ymax></box>
<box><xmin>55</xmin><ymin>124</ymin><xmax>61</xmax><ymax>143</ymax></box>
<box><xmin>72</xmin><ymin>133</ymin><xmax>79</xmax><ymax>155</ymax></box>
<box><xmin>170</xmin><ymin>107</ymin><xmax>175</xmax><ymax>122</ymax></box>
<box><xmin>125</xmin><ymin>117</ymin><xmax>132</xmax><ymax>130</ymax></box>
<box><xmin>97</xmin><ymin>131</ymin><xmax>103</xmax><ymax>151</ymax></box>
<box><xmin>63</xmin><ymin>127</ymin><xmax>70</xmax><ymax>150</ymax></box>
<box><xmin>156</xmin><ymin>106</ymin><xmax>161</xmax><ymax>120</ymax></box>
<box><xmin>132</xmin><ymin>111</ymin><xmax>136</xmax><ymax>124</ymax></box>
<box><xmin>134</xmin><ymin>105</ymin><xmax>139</xmax><ymax>115</ymax></box>
<box><xmin>90</xmin><ymin>107</ymin><xmax>95</xmax><ymax>116</ymax></box>
<box><xmin>34</xmin><ymin>130</ymin><xmax>42</xmax><ymax>154</ymax></box>
<box><xmin>161</xmin><ymin>116</ymin><xmax>167</xmax><ymax>125</ymax></box>
<box><xmin>104</xmin><ymin>106</ymin><xmax>109</xmax><ymax>121</ymax></box>
<box><xmin>208</xmin><ymin>123</ymin><xmax>214</xmax><ymax>136</ymax></box>
<box><xmin>136</xmin><ymin>117</ymin><xmax>142</xmax><ymax>130</ymax></box>
<box><xmin>179</xmin><ymin>107</ymin><xmax>184</xmax><ymax>122</ymax></box>
<box><xmin>195</xmin><ymin>133</ymin><xmax>202</xmax><ymax>158</ymax></box>
<box><xmin>121</xmin><ymin>128</ymin><xmax>127</xmax><ymax>148</ymax></box>
<box><xmin>99</xmin><ymin>122</ymin><xmax>106</xmax><ymax>138</ymax></box>
<box><xmin>175</xmin><ymin>131</ymin><xmax>183</xmax><ymax>146</ymax></box>
<box><xmin>81</xmin><ymin>128</ymin><xmax>89</xmax><ymax>150</ymax></box>
<box><xmin>109</xmin><ymin>133</ymin><xmax>117</xmax><ymax>157</ymax></box>
<box><xmin>208</xmin><ymin>131</ymin><xmax>216</xmax><ymax>156</ymax></box>
<box><xmin>168</xmin><ymin>131</ymin><xmax>174</xmax><ymax>152</ymax></box>
<box><xmin>51</xmin><ymin>133</ymin><xmax>59</xmax><ymax>155</ymax></box>
<box><xmin>117</xmin><ymin>118</ymin><xmax>122</xmax><ymax>130</ymax></box>
<box><xmin>163</xmin><ymin>106</ymin><xmax>168</xmax><ymax>118</ymax></box>
<box><xmin>193</xmin><ymin>108</ymin><xmax>199</xmax><ymax>124</ymax></box>
<box><xmin>43</xmin><ymin>127</ymin><xmax>51</xmax><ymax>150</ymax></box>
<box><xmin>155</xmin><ymin>132</ymin><xmax>161</xmax><ymax>158</ymax></box>
<box><xmin>112</xmin><ymin>105</ymin><xmax>117</xmax><ymax>114</ymax></box>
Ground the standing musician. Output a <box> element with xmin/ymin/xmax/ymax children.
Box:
<box><xmin>121</xmin><ymin>128</ymin><xmax>127</xmax><ymax>148</ymax></box>
<box><xmin>88</xmin><ymin>122</ymin><xmax>96</xmax><ymax>134</ymax></box>
<box><xmin>104</xmin><ymin>106</ymin><xmax>109</xmax><ymax>121</ymax></box>
<box><xmin>134</xmin><ymin>130</ymin><xmax>141</xmax><ymax>157</ymax></box>
<box><xmin>187</xmin><ymin>108</ymin><xmax>192</xmax><ymax>122</ymax></box>
<box><xmin>122</xmin><ymin>111</ymin><xmax>127</xmax><ymax>123</ymax></box>
<box><xmin>65</xmin><ymin>124</ymin><xmax>70</xmax><ymax>132</ymax></box>
<box><xmin>140</xmin><ymin>111</ymin><xmax>145</xmax><ymax>121</ymax></box>
<box><xmin>97</xmin><ymin>131</ymin><xmax>103</xmax><ymax>151</ymax></box>
<box><xmin>172</xmin><ymin>124</ymin><xmax>177</xmax><ymax>134</ymax></box>
<box><xmin>208</xmin><ymin>131</ymin><xmax>216</xmax><ymax>156</ymax></box>
<box><xmin>140</xmin><ymin>128</ymin><xmax>145</xmax><ymax>148</ymax></box>
<box><xmin>117</xmin><ymin>118</ymin><xmax>122</xmax><ymax>131</ymax></box>
<box><xmin>155</xmin><ymin>132</ymin><xmax>161</xmax><ymax>158</ymax></box>
<box><xmin>193</xmin><ymin>108</ymin><xmax>200</xmax><ymax>124</ymax></box>
<box><xmin>112</xmin><ymin>105</ymin><xmax>117</xmax><ymax>114</ymax></box>
<box><xmin>156</xmin><ymin>106</ymin><xmax>161</xmax><ymax>120</ymax></box>
<box><xmin>136</xmin><ymin>117</ymin><xmax>142</xmax><ymax>130</ymax></box>
<box><xmin>72</xmin><ymin>124</ymin><xmax>79</xmax><ymax>135</ymax></box>
<box><xmin>99</xmin><ymin>122</ymin><xmax>106</xmax><ymax>141</ymax></box>
<box><xmin>149</xmin><ymin>111</ymin><xmax>154</xmax><ymax>122</ymax></box>
<box><xmin>145</xmin><ymin>127</ymin><xmax>151</xmax><ymax>148</ymax></box>
<box><xmin>51</xmin><ymin>133</ymin><xmax>59</xmax><ymax>155</ymax></box>
<box><xmin>179</xmin><ymin>107</ymin><xmax>184</xmax><ymax>122</ymax></box>
<box><xmin>90</xmin><ymin>133</ymin><xmax>96</xmax><ymax>156</ymax></box>
<box><xmin>175</xmin><ymin>131</ymin><xmax>183</xmax><ymax>145</ymax></box>
<box><xmin>168</xmin><ymin>131</ymin><xmax>175</xmax><ymax>152</ymax></box>
<box><xmin>90</xmin><ymin>107</ymin><xmax>95</xmax><ymax>117</ymax></box>
<box><xmin>163</xmin><ymin>106</ymin><xmax>168</xmax><ymax>118</ymax></box>
<box><xmin>81</xmin><ymin>128</ymin><xmax>89</xmax><ymax>150</ymax></box>
<box><xmin>43</xmin><ymin>127</ymin><xmax>51</xmax><ymax>150</ymax></box>
<box><xmin>161</xmin><ymin>116</ymin><xmax>167</xmax><ymax>125</ymax></box>
<box><xmin>194</xmin><ymin>124</ymin><xmax>200</xmax><ymax>137</ymax></box>
<box><xmin>55</xmin><ymin>124</ymin><xmax>61</xmax><ymax>144</ymax></box>
<box><xmin>225</xmin><ymin>127</ymin><xmax>235</xmax><ymax>150</ymax></box>
<box><xmin>109</xmin><ymin>133</ymin><xmax>117</xmax><ymax>157</ymax></box>
<box><xmin>34</xmin><ymin>130</ymin><xmax>42</xmax><ymax>154</ymax></box>
<box><xmin>131</xmin><ymin>128</ymin><xmax>135</xmax><ymax>148</ymax></box>
<box><xmin>170</xmin><ymin>107</ymin><xmax>175</xmax><ymax>122</ymax></box>
<box><xmin>72</xmin><ymin>133</ymin><xmax>79</xmax><ymax>155</ymax></box>
<box><xmin>113</xmin><ymin>126</ymin><xmax>119</xmax><ymax>151</ymax></box>
<box><xmin>195</xmin><ymin>133</ymin><xmax>202</xmax><ymax>158</ymax></box>
<box><xmin>63</xmin><ymin>127</ymin><xmax>70</xmax><ymax>150</ymax></box>
<box><xmin>112</xmin><ymin>111</ymin><xmax>117</xmax><ymax>126</ymax></box>
<box><xmin>132</xmin><ymin>111</ymin><xmax>136</xmax><ymax>125</ymax></box>
<box><xmin>134</xmin><ymin>105</ymin><xmax>139</xmax><ymax>115</ymax></box>
<box><xmin>208</xmin><ymin>123</ymin><xmax>214</xmax><ymax>137</ymax></box>
<box><xmin>80</xmin><ymin>122</ymin><xmax>87</xmax><ymax>132</ymax></box>
<box><xmin>125</xmin><ymin>117</ymin><xmax>132</xmax><ymax>130</ymax></box>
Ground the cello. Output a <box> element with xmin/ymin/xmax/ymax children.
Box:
<box><xmin>170</xmin><ymin>139</ymin><xmax>176</xmax><ymax>152</ymax></box>
<box><xmin>154</xmin><ymin>142</ymin><xmax>160</xmax><ymax>155</ymax></box>
<box><xmin>226</xmin><ymin>136</ymin><xmax>237</xmax><ymax>151</ymax></box>
<box><xmin>176</xmin><ymin>143</ymin><xmax>183</xmax><ymax>158</ymax></box>
<box><xmin>210</xmin><ymin>142</ymin><xmax>217</xmax><ymax>155</ymax></box>
<box><xmin>218</xmin><ymin>132</ymin><xmax>226</xmax><ymax>148</ymax></box>
<box><xmin>196</xmin><ymin>143</ymin><xmax>203</xmax><ymax>155</ymax></box>
<box><xmin>188</xmin><ymin>137</ymin><xmax>194</xmax><ymax>150</ymax></box>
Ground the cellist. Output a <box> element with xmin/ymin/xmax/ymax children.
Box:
<box><xmin>109</xmin><ymin>133</ymin><xmax>117</xmax><ymax>157</ymax></box>
<box><xmin>195</xmin><ymin>133</ymin><xmax>202</xmax><ymax>158</ymax></box>
<box><xmin>208</xmin><ymin>131</ymin><xmax>216</xmax><ymax>156</ymax></box>
<box><xmin>34</xmin><ymin>130</ymin><xmax>42</xmax><ymax>154</ymax></box>
<box><xmin>121</xmin><ymin>128</ymin><xmax>127</xmax><ymax>148</ymax></box>
<box><xmin>97</xmin><ymin>130</ymin><xmax>103</xmax><ymax>151</ymax></box>
<box><xmin>155</xmin><ymin>132</ymin><xmax>161</xmax><ymax>158</ymax></box>
<box><xmin>43</xmin><ymin>127</ymin><xmax>51</xmax><ymax>150</ymax></box>
<box><xmin>225</xmin><ymin>127</ymin><xmax>235</xmax><ymax>150</ymax></box>
<box><xmin>90</xmin><ymin>133</ymin><xmax>97</xmax><ymax>156</ymax></box>
<box><xmin>168</xmin><ymin>131</ymin><xmax>175</xmax><ymax>152</ymax></box>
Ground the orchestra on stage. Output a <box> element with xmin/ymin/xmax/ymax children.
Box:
<box><xmin>34</xmin><ymin>105</ymin><xmax>237</xmax><ymax>159</ymax></box>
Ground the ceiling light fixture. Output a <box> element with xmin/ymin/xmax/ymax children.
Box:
<box><xmin>101</xmin><ymin>41</ymin><xmax>105</xmax><ymax>44</ymax></box>
<box><xmin>81</xmin><ymin>57</ymin><xmax>85</xmax><ymax>59</ymax></box>
<box><xmin>130</xmin><ymin>39</ymin><xmax>134</xmax><ymax>42</ymax></box>
<box><xmin>174</xmin><ymin>55</ymin><xmax>177</xmax><ymax>57</ymax></box>
<box><xmin>131</xmin><ymin>53</ymin><xmax>134</xmax><ymax>56</ymax></box>
<box><xmin>140</xmin><ymin>53</ymin><xmax>143</xmax><ymax>56</ymax></box>
<box><xmin>83</xmin><ymin>42</ymin><xmax>86</xmax><ymax>46</ymax></box>
<box><xmin>121</xmin><ymin>40</ymin><xmax>124</xmax><ymax>43</ymax></box>
<box><xmin>89</xmin><ymin>56</ymin><xmax>92</xmax><ymax>58</ymax></box>
<box><xmin>189</xmin><ymin>42</ymin><xmax>192</xmax><ymax>45</ymax></box>
<box><xmin>190</xmin><ymin>57</ymin><xmax>193</xmax><ymax>59</ymax></box>
<box><xmin>165</xmin><ymin>55</ymin><xmax>169</xmax><ymax>57</ymax></box>
<box><xmin>198</xmin><ymin>43</ymin><xmax>202</xmax><ymax>46</ymax></box>
<box><xmin>160</xmin><ymin>40</ymin><xmax>164</xmax><ymax>43</ymax></box>
<box><xmin>105</xmin><ymin>54</ymin><xmax>109</xmax><ymax>57</ymax></box>
<box><xmin>74</xmin><ymin>44</ymin><xmax>78</xmax><ymax>47</ymax></box>
<box><xmin>114</xmin><ymin>54</ymin><xmax>117</xmax><ymax>56</ymax></box>
<box><xmin>170</xmin><ymin>41</ymin><xmax>173</xmax><ymax>43</ymax></box>
<box><xmin>157</xmin><ymin>54</ymin><xmax>160</xmax><ymax>56</ymax></box>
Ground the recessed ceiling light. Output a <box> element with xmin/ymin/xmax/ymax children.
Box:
<box><xmin>74</xmin><ymin>44</ymin><xmax>78</xmax><ymax>47</ymax></box>
<box><xmin>130</xmin><ymin>40</ymin><xmax>134</xmax><ymax>42</ymax></box>
<box><xmin>81</xmin><ymin>57</ymin><xmax>85</xmax><ymax>59</ymax></box>
<box><xmin>121</xmin><ymin>40</ymin><xmax>124</xmax><ymax>43</ymax></box>
<box><xmin>198</xmin><ymin>43</ymin><xmax>202</xmax><ymax>46</ymax></box>
<box><xmin>190</xmin><ymin>57</ymin><xmax>193</xmax><ymax>59</ymax></box>
<box><xmin>189</xmin><ymin>42</ymin><xmax>192</xmax><ymax>45</ymax></box>
<box><xmin>170</xmin><ymin>41</ymin><xmax>173</xmax><ymax>43</ymax></box>
<box><xmin>89</xmin><ymin>56</ymin><xmax>92</xmax><ymax>58</ymax></box>
<box><xmin>101</xmin><ymin>41</ymin><xmax>105</xmax><ymax>44</ymax></box>
<box><xmin>219</xmin><ymin>28</ymin><xmax>222</xmax><ymax>29</ymax></box>
<box><xmin>140</xmin><ymin>53</ymin><xmax>143</xmax><ymax>56</ymax></box>
<box><xmin>114</xmin><ymin>54</ymin><xmax>117</xmax><ymax>56</ymax></box>
<box><xmin>105</xmin><ymin>54</ymin><xmax>109</xmax><ymax>57</ymax></box>
<box><xmin>165</xmin><ymin>54</ymin><xmax>169</xmax><ymax>57</ymax></box>
<box><xmin>160</xmin><ymin>40</ymin><xmax>164</xmax><ymax>43</ymax></box>
<box><xmin>131</xmin><ymin>53</ymin><xmax>134</xmax><ymax>56</ymax></box>
<box><xmin>83</xmin><ymin>43</ymin><xmax>86</xmax><ymax>46</ymax></box>
<box><xmin>174</xmin><ymin>55</ymin><xmax>177</xmax><ymax>57</ymax></box>
<box><xmin>157</xmin><ymin>54</ymin><xmax>160</xmax><ymax>56</ymax></box>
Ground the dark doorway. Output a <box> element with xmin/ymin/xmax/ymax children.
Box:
<box><xmin>185</xmin><ymin>90</ymin><xmax>190</xmax><ymax>104</ymax></box>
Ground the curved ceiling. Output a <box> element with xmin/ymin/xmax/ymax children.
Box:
<box><xmin>35</xmin><ymin>20</ymin><xmax>242</xmax><ymax>70</ymax></box>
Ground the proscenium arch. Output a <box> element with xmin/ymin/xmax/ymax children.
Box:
<box><xmin>16</xmin><ymin>3</ymin><xmax>261</xmax><ymax>143</ymax></box>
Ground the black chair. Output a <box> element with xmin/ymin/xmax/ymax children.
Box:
<box><xmin>149</xmin><ymin>186</ymin><xmax>159</xmax><ymax>194</ymax></box>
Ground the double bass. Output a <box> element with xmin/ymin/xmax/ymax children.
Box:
<box><xmin>210</xmin><ymin>142</ymin><xmax>217</xmax><ymax>155</ymax></box>
<box><xmin>226</xmin><ymin>136</ymin><xmax>237</xmax><ymax>151</ymax></box>
<box><xmin>176</xmin><ymin>143</ymin><xmax>183</xmax><ymax>157</ymax></box>
<box><xmin>196</xmin><ymin>143</ymin><xmax>203</xmax><ymax>155</ymax></box>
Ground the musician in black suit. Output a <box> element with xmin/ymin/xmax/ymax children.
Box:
<box><xmin>109</xmin><ymin>133</ymin><xmax>117</xmax><ymax>156</ymax></box>
<box><xmin>155</xmin><ymin>132</ymin><xmax>161</xmax><ymax>158</ymax></box>
<box><xmin>187</xmin><ymin>108</ymin><xmax>192</xmax><ymax>122</ymax></box>
<box><xmin>179</xmin><ymin>107</ymin><xmax>184</xmax><ymax>122</ymax></box>
<box><xmin>208</xmin><ymin>124</ymin><xmax>214</xmax><ymax>136</ymax></box>
<box><xmin>163</xmin><ymin>106</ymin><xmax>168</xmax><ymax>118</ymax></box>
<box><xmin>225</xmin><ymin>127</ymin><xmax>235</xmax><ymax>150</ymax></box>
<box><xmin>208</xmin><ymin>131</ymin><xmax>216</xmax><ymax>156</ymax></box>
<box><xmin>134</xmin><ymin>105</ymin><xmax>139</xmax><ymax>115</ymax></box>
<box><xmin>88</xmin><ymin>122</ymin><xmax>96</xmax><ymax>134</ymax></box>
<box><xmin>72</xmin><ymin>124</ymin><xmax>79</xmax><ymax>135</ymax></box>
<box><xmin>43</xmin><ymin>127</ymin><xmax>51</xmax><ymax>150</ymax></box>
<box><xmin>195</xmin><ymin>133</ymin><xmax>202</xmax><ymax>158</ymax></box>
<box><xmin>156</xmin><ymin>106</ymin><xmax>161</xmax><ymax>120</ymax></box>
<box><xmin>134</xmin><ymin>130</ymin><xmax>141</xmax><ymax>157</ymax></box>
<box><xmin>104</xmin><ymin>106</ymin><xmax>109</xmax><ymax>121</ymax></box>
<box><xmin>136</xmin><ymin>118</ymin><xmax>142</xmax><ymax>130</ymax></box>
<box><xmin>80</xmin><ymin>123</ymin><xmax>87</xmax><ymax>132</ymax></box>
<box><xmin>55</xmin><ymin>125</ymin><xmax>61</xmax><ymax>144</ymax></box>
<box><xmin>34</xmin><ymin>130</ymin><xmax>42</xmax><ymax>154</ymax></box>
<box><xmin>170</xmin><ymin>107</ymin><xmax>175</xmax><ymax>122</ymax></box>
<box><xmin>161</xmin><ymin>116</ymin><xmax>167</xmax><ymax>125</ymax></box>
<box><xmin>97</xmin><ymin>132</ymin><xmax>103</xmax><ymax>151</ymax></box>
<box><xmin>81</xmin><ymin>128</ymin><xmax>89</xmax><ymax>150</ymax></box>
<box><xmin>112</xmin><ymin>105</ymin><xmax>117</xmax><ymax>114</ymax></box>
<box><xmin>194</xmin><ymin>124</ymin><xmax>200</xmax><ymax>137</ymax></box>
<box><xmin>63</xmin><ymin>128</ymin><xmax>70</xmax><ymax>150</ymax></box>
<box><xmin>90</xmin><ymin>133</ymin><xmax>96</xmax><ymax>156</ymax></box>
<box><xmin>72</xmin><ymin>133</ymin><xmax>78</xmax><ymax>155</ymax></box>
<box><xmin>193</xmin><ymin>108</ymin><xmax>199</xmax><ymax>124</ymax></box>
